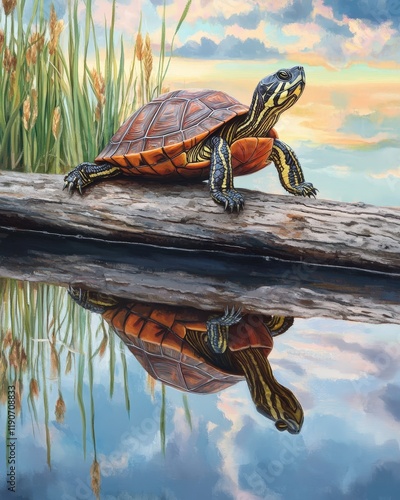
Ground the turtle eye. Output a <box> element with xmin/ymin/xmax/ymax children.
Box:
<box><xmin>275</xmin><ymin>420</ymin><xmax>288</xmax><ymax>431</ymax></box>
<box><xmin>277</xmin><ymin>70</ymin><xmax>291</xmax><ymax>81</ymax></box>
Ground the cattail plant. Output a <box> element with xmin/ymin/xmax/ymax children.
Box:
<box><xmin>0</xmin><ymin>351</ymin><xmax>7</xmax><ymax>377</ymax></box>
<box><xmin>90</xmin><ymin>69</ymin><xmax>106</xmax><ymax>123</ymax></box>
<box><xmin>50</xmin><ymin>342</ymin><xmax>59</xmax><ymax>379</ymax></box>
<box><xmin>147</xmin><ymin>373</ymin><xmax>156</xmax><ymax>401</ymax></box>
<box><xmin>29</xmin><ymin>377</ymin><xmax>40</xmax><ymax>399</ymax></box>
<box><xmin>21</xmin><ymin>88</ymin><xmax>37</xmax><ymax>129</ymax></box>
<box><xmin>48</xmin><ymin>5</ymin><xmax>64</xmax><ymax>56</ymax></box>
<box><xmin>0</xmin><ymin>0</ymin><xmax>192</xmax><ymax>173</ymax></box>
<box><xmin>98</xmin><ymin>333</ymin><xmax>108</xmax><ymax>359</ymax></box>
<box><xmin>135</xmin><ymin>31</ymin><xmax>144</xmax><ymax>61</ymax></box>
<box><xmin>3</xmin><ymin>47</ymin><xmax>16</xmax><ymax>72</ymax></box>
<box><xmin>90</xmin><ymin>459</ymin><xmax>101</xmax><ymax>499</ymax></box>
<box><xmin>55</xmin><ymin>391</ymin><xmax>66</xmax><ymax>423</ymax></box>
<box><xmin>26</xmin><ymin>33</ymin><xmax>45</xmax><ymax>66</ymax></box>
<box><xmin>2</xmin><ymin>0</ymin><xmax>17</xmax><ymax>16</ymax></box>
<box><xmin>144</xmin><ymin>34</ymin><xmax>153</xmax><ymax>103</ymax></box>
<box><xmin>3</xmin><ymin>329</ymin><xmax>12</xmax><ymax>348</ymax></box>
<box><xmin>51</xmin><ymin>106</ymin><xmax>61</xmax><ymax>140</ymax></box>
<box><xmin>135</xmin><ymin>31</ymin><xmax>144</xmax><ymax>107</ymax></box>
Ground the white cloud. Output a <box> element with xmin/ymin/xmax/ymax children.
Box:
<box><xmin>282</xmin><ymin>22</ymin><xmax>322</xmax><ymax>51</ymax></box>
<box><xmin>343</xmin><ymin>18</ymin><xmax>396</xmax><ymax>59</ymax></box>
<box><xmin>225</xmin><ymin>20</ymin><xmax>268</xmax><ymax>42</ymax></box>
<box><xmin>370</xmin><ymin>166</ymin><xmax>400</xmax><ymax>179</ymax></box>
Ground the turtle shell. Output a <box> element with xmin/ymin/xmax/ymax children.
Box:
<box><xmin>95</xmin><ymin>89</ymin><xmax>254</xmax><ymax>179</ymax></box>
<box><xmin>102</xmin><ymin>303</ymin><xmax>273</xmax><ymax>394</ymax></box>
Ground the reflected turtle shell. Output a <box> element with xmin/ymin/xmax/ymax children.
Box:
<box><xmin>102</xmin><ymin>303</ymin><xmax>273</xmax><ymax>394</ymax></box>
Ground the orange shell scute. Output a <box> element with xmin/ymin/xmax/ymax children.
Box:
<box><xmin>228</xmin><ymin>315</ymin><xmax>273</xmax><ymax>352</ymax></box>
<box><xmin>231</xmin><ymin>137</ymin><xmax>274</xmax><ymax>176</ymax></box>
<box><xmin>104</xmin><ymin>303</ymin><xmax>244</xmax><ymax>394</ymax></box>
<box><xmin>95</xmin><ymin>89</ymin><xmax>249</xmax><ymax>172</ymax></box>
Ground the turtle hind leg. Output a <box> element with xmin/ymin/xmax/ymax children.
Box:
<box><xmin>63</xmin><ymin>162</ymin><xmax>122</xmax><ymax>194</ymax></box>
<box><xmin>209</xmin><ymin>136</ymin><xmax>245</xmax><ymax>212</ymax></box>
<box><xmin>68</xmin><ymin>286</ymin><xmax>118</xmax><ymax>313</ymax></box>
<box><xmin>270</xmin><ymin>139</ymin><xmax>318</xmax><ymax>198</ymax></box>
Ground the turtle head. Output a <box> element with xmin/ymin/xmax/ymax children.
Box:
<box><xmin>258</xmin><ymin>66</ymin><xmax>305</xmax><ymax>111</ymax></box>
<box><xmin>68</xmin><ymin>286</ymin><xmax>118</xmax><ymax>313</ymax></box>
<box><xmin>241</xmin><ymin>66</ymin><xmax>305</xmax><ymax>137</ymax></box>
<box><xmin>234</xmin><ymin>348</ymin><xmax>304</xmax><ymax>433</ymax></box>
<box><xmin>256</xmin><ymin>380</ymin><xmax>304</xmax><ymax>435</ymax></box>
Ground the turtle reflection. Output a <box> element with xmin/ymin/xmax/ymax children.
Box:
<box><xmin>69</xmin><ymin>287</ymin><xmax>304</xmax><ymax>434</ymax></box>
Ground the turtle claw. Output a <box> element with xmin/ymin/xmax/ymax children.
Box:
<box><xmin>208</xmin><ymin>306</ymin><xmax>242</xmax><ymax>328</ymax></box>
<box><xmin>64</xmin><ymin>168</ymin><xmax>83</xmax><ymax>194</ymax></box>
<box><xmin>224</xmin><ymin>306</ymin><xmax>242</xmax><ymax>325</ymax></box>
<box><xmin>293</xmin><ymin>182</ymin><xmax>318</xmax><ymax>198</ymax></box>
<box><xmin>63</xmin><ymin>163</ymin><xmax>95</xmax><ymax>194</ymax></box>
<box><xmin>211</xmin><ymin>188</ymin><xmax>245</xmax><ymax>213</ymax></box>
<box><xmin>206</xmin><ymin>306</ymin><xmax>242</xmax><ymax>354</ymax></box>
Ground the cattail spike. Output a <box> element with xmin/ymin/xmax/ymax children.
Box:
<box><xmin>90</xmin><ymin>459</ymin><xmax>101</xmax><ymax>499</ymax></box>
<box><xmin>2</xmin><ymin>0</ymin><xmax>17</xmax><ymax>16</ymax></box>
<box><xmin>2</xmin><ymin>329</ymin><xmax>12</xmax><ymax>349</ymax></box>
<box><xmin>22</xmin><ymin>96</ymin><xmax>31</xmax><ymax>131</ymax></box>
<box><xmin>55</xmin><ymin>393</ymin><xmax>66</xmax><ymax>423</ymax></box>
<box><xmin>135</xmin><ymin>32</ymin><xmax>143</xmax><ymax>61</ymax></box>
<box><xmin>29</xmin><ymin>378</ymin><xmax>40</xmax><ymax>399</ymax></box>
<box><xmin>26</xmin><ymin>33</ymin><xmax>45</xmax><ymax>65</ymax></box>
<box><xmin>52</xmin><ymin>106</ymin><xmax>61</xmax><ymax>140</ymax></box>
<box><xmin>49</xmin><ymin>5</ymin><xmax>64</xmax><ymax>55</ymax></box>
<box><xmin>144</xmin><ymin>33</ymin><xmax>153</xmax><ymax>101</ymax></box>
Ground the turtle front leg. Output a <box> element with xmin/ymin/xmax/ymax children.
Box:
<box><xmin>63</xmin><ymin>162</ymin><xmax>122</xmax><ymax>194</ymax></box>
<box><xmin>270</xmin><ymin>139</ymin><xmax>318</xmax><ymax>198</ymax></box>
<box><xmin>209</xmin><ymin>136</ymin><xmax>245</xmax><ymax>212</ymax></box>
<box><xmin>206</xmin><ymin>307</ymin><xmax>242</xmax><ymax>354</ymax></box>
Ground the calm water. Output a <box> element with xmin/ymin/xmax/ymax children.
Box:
<box><xmin>0</xmin><ymin>280</ymin><xmax>399</xmax><ymax>500</ymax></box>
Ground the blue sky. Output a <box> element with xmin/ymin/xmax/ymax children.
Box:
<box><xmin>172</xmin><ymin>0</ymin><xmax>400</xmax><ymax>67</ymax></box>
<box><xmin>47</xmin><ymin>1</ymin><xmax>400</xmax><ymax>68</ymax></box>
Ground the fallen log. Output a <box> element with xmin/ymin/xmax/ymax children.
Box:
<box><xmin>0</xmin><ymin>171</ymin><xmax>399</xmax><ymax>273</ymax></box>
<box><xmin>0</xmin><ymin>230</ymin><xmax>399</xmax><ymax>325</ymax></box>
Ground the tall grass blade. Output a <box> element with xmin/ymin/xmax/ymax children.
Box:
<box><xmin>120</xmin><ymin>340</ymin><xmax>131</xmax><ymax>414</ymax></box>
<box><xmin>160</xmin><ymin>383</ymin><xmax>166</xmax><ymax>455</ymax></box>
<box><xmin>182</xmin><ymin>394</ymin><xmax>192</xmax><ymax>430</ymax></box>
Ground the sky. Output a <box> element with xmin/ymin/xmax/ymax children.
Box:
<box><xmin>47</xmin><ymin>0</ymin><xmax>400</xmax><ymax>206</ymax></box>
<box><xmin>66</xmin><ymin>0</ymin><xmax>400</xmax><ymax>70</ymax></box>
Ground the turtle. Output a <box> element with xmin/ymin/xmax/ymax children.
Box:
<box><xmin>63</xmin><ymin>66</ymin><xmax>317</xmax><ymax>211</ymax></box>
<box><xmin>68</xmin><ymin>287</ymin><xmax>304</xmax><ymax>434</ymax></box>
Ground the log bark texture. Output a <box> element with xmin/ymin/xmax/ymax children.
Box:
<box><xmin>0</xmin><ymin>171</ymin><xmax>399</xmax><ymax>273</ymax></box>
<box><xmin>0</xmin><ymin>230</ymin><xmax>399</xmax><ymax>325</ymax></box>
